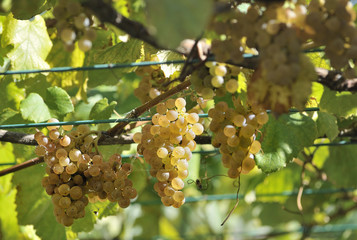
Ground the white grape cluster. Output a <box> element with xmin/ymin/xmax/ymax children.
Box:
<box><xmin>134</xmin><ymin>60</ymin><xmax>173</xmax><ymax>104</ymax></box>
<box><xmin>133</xmin><ymin>98</ymin><xmax>204</xmax><ymax>207</ymax></box>
<box><xmin>53</xmin><ymin>0</ymin><xmax>96</xmax><ymax>52</ymax></box>
<box><xmin>36</xmin><ymin>119</ymin><xmax>136</xmax><ymax>226</ymax></box>
<box><xmin>190</xmin><ymin>62</ymin><xmax>240</xmax><ymax>100</ymax></box>
<box><xmin>208</xmin><ymin>100</ymin><xmax>268</xmax><ymax>178</ymax></box>
<box><xmin>305</xmin><ymin>0</ymin><xmax>357</xmax><ymax>70</ymax></box>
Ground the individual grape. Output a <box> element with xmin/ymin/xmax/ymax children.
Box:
<box><xmin>69</xmin><ymin>149</ymin><xmax>81</xmax><ymax>162</ymax></box>
<box><xmin>66</xmin><ymin>163</ymin><xmax>78</xmax><ymax>174</ymax></box>
<box><xmin>187</xmin><ymin>113</ymin><xmax>199</xmax><ymax>124</ymax></box>
<box><xmin>156</xmin><ymin>170</ymin><xmax>170</xmax><ymax>182</ymax></box>
<box><xmin>70</xmin><ymin>186</ymin><xmax>83</xmax><ymax>200</ymax></box>
<box><xmin>242</xmin><ymin>156</ymin><xmax>256</xmax><ymax>174</ymax></box>
<box><xmin>232</xmin><ymin>114</ymin><xmax>246</xmax><ymax>127</ymax></box>
<box><xmin>223</xmin><ymin>125</ymin><xmax>236</xmax><ymax>137</ymax></box>
<box><xmin>158</xmin><ymin>115</ymin><xmax>170</xmax><ymax>127</ymax></box>
<box><xmin>118</xmin><ymin>198</ymin><xmax>131</xmax><ymax>208</ymax></box>
<box><xmin>59</xmin><ymin>197</ymin><xmax>71</xmax><ymax>209</ymax></box>
<box><xmin>171</xmin><ymin>177</ymin><xmax>184</xmax><ymax>190</ymax></box>
<box><xmin>200</xmin><ymin>87</ymin><xmax>215</xmax><ymax>99</ymax></box>
<box><xmin>172</xmin><ymin>147</ymin><xmax>185</xmax><ymax>158</ymax></box>
<box><xmin>49</xmin><ymin>130</ymin><xmax>60</xmax><ymax>140</ymax></box>
<box><xmin>173</xmin><ymin>191</ymin><xmax>185</xmax><ymax>202</ymax></box>
<box><xmin>60</xmin><ymin>28</ymin><xmax>76</xmax><ymax>43</ymax></box>
<box><xmin>133</xmin><ymin>132</ymin><xmax>142</xmax><ymax>143</ymax></box>
<box><xmin>61</xmin><ymin>215</ymin><xmax>74</xmax><ymax>227</ymax></box>
<box><xmin>74</xmin><ymin>13</ymin><xmax>90</xmax><ymax>29</ymax></box>
<box><xmin>192</xmin><ymin>123</ymin><xmax>204</xmax><ymax>135</ymax></box>
<box><xmin>166</xmin><ymin>110</ymin><xmax>178</xmax><ymax>121</ymax></box>
<box><xmin>60</xmin><ymin>135</ymin><xmax>71</xmax><ymax>147</ymax></box>
<box><xmin>175</xmin><ymin>98</ymin><xmax>186</xmax><ymax>110</ymax></box>
<box><xmin>161</xmin><ymin>196</ymin><xmax>174</xmax><ymax>206</ymax></box>
<box><xmin>58</xmin><ymin>184</ymin><xmax>70</xmax><ymax>196</ymax></box>
<box><xmin>211</xmin><ymin>75</ymin><xmax>224</xmax><ymax>88</ymax></box>
<box><xmin>73</xmin><ymin>175</ymin><xmax>83</xmax><ymax>185</ymax></box>
<box><xmin>225</xmin><ymin>79</ymin><xmax>239</xmax><ymax>93</ymax></box>
<box><xmin>88</xmin><ymin>166</ymin><xmax>100</xmax><ymax>176</ymax></box>
<box><xmin>53</xmin><ymin>164</ymin><xmax>64</xmax><ymax>174</ymax></box>
<box><xmin>66</xmin><ymin>205</ymin><xmax>78</xmax><ymax>218</ymax></box>
<box><xmin>256</xmin><ymin>111</ymin><xmax>269</xmax><ymax>125</ymax></box>
<box><xmin>165</xmin><ymin>99</ymin><xmax>176</xmax><ymax>109</ymax></box>
<box><xmin>78</xmin><ymin>38</ymin><xmax>92</xmax><ymax>52</ymax></box>
<box><xmin>37</xmin><ymin>136</ymin><xmax>49</xmax><ymax>146</ymax></box>
<box><xmin>176</xmin><ymin>117</ymin><xmax>187</xmax><ymax>129</ymax></box>
<box><xmin>157</xmin><ymin>147</ymin><xmax>169</xmax><ymax>158</ymax></box>
<box><xmin>59</xmin><ymin>156</ymin><xmax>70</xmax><ymax>167</ymax></box>
<box><xmin>213</xmin><ymin>65</ymin><xmax>226</xmax><ymax>77</ymax></box>
<box><xmin>249</xmin><ymin>140</ymin><xmax>261</xmax><ymax>154</ymax></box>
<box><xmin>156</xmin><ymin>103</ymin><xmax>167</xmax><ymax>115</ymax></box>
<box><xmin>177</xmin><ymin>159</ymin><xmax>188</xmax><ymax>171</ymax></box>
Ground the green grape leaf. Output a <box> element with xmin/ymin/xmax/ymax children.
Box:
<box><xmin>116</xmin><ymin>72</ymin><xmax>142</xmax><ymax>114</ymax></box>
<box><xmin>316</xmin><ymin>112</ymin><xmax>339</xmax><ymax>140</ymax></box>
<box><xmin>0</xmin><ymin>77</ymin><xmax>25</xmax><ymax>112</ymax></box>
<box><xmin>20</xmin><ymin>93</ymin><xmax>51</xmax><ymax>122</ymax></box>
<box><xmin>2</xmin><ymin>14</ymin><xmax>52</xmax><ymax>73</ymax></box>
<box><xmin>72</xmin><ymin>202</ymin><xmax>118</xmax><ymax>233</ymax></box>
<box><xmin>320</xmin><ymin>86</ymin><xmax>357</xmax><ymax>117</ymax></box>
<box><xmin>323</xmin><ymin>145</ymin><xmax>357</xmax><ymax>187</ymax></box>
<box><xmin>0</xmin><ymin>144</ymin><xmax>25</xmax><ymax>240</ymax></box>
<box><xmin>15</xmin><ymin>74</ymin><xmax>51</xmax><ymax>98</ymax></box>
<box><xmin>255</xmin><ymin>166</ymin><xmax>300</xmax><ymax>203</ymax></box>
<box><xmin>11</xmin><ymin>0</ymin><xmax>55</xmax><ymax>20</ymax></box>
<box><xmin>12</xmin><ymin>164</ymin><xmax>66</xmax><ymax>240</ymax></box>
<box><xmin>45</xmin><ymin>86</ymin><xmax>74</xmax><ymax>118</ymax></box>
<box><xmin>0</xmin><ymin>108</ymin><xmax>18</xmax><ymax>124</ymax></box>
<box><xmin>145</xmin><ymin>0</ymin><xmax>213</xmax><ymax>49</ymax></box>
<box><xmin>255</xmin><ymin>113</ymin><xmax>317</xmax><ymax>173</ymax></box>
<box><xmin>46</xmin><ymin>40</ymin><xmax>85</xmax><ymax>89</ymax></box>
<box><xmin>89</xmin><ymin>98</ymin><xmax>117</xmax><ymax>120</ymax></box>
<box><xmin>88</xmin><ymin>39</ymin><xmax>142</xmax><ymax>87</ymax></box>
<box><xmin>156</xmin><ymin>50</ymin><xmax>184</xmax><ymax>78</ymax></box>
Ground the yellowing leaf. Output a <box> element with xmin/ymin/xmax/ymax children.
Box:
<box><xmin>2</xmin><ymin>14</ymin><xmax>52</xmax><ymax>73</ymax></box>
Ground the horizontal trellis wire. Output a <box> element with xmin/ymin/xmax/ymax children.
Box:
<box><xmin>0</xmin><ymin>48</ymin><xmax>325</xmax><ymax>76</ymax></box>
<box><xmin>135</xmin><ymin>187</ymin><xmax>357</xmax><ymax>205</ymax></box>
<box><xmin>0</xmin><ymin>108</ymin><xmax>320</xmax><ymax>129</ymax></box>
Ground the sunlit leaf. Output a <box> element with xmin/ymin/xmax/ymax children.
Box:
<box><xmin>2</xmin><ymin>14</ymin><xmax>52</xmax><ymax>74</ymax></box>
<box><xmin>255</xmin><ymin>113</ymin><xmax>317</xmax><ymax>173</ymax></box>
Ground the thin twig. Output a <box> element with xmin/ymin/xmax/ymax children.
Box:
<box><xmin>0</xmin><ymin>157</ymin><xmax>44</xmax><ymax>177</ymax></box>
<box><xmin>221</xmin><ymin>174</ymin><xmax>241</xmax><ymax>226</ymax></box>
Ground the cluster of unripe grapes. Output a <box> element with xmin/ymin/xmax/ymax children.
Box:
<box><xmin>36</xmin><ymin>119</ymin><xmax>136</xmax><ymax>226</ymax></box>
<box><xmin>53</xmin><ymin>0</ymin><xmax>96</xmax><ymax>52</ymax></box>
<box><xmin>209</xmin><ymin>99</ymin><xmax>268</xmax><ymax>178</ymax></box>
<box><xmin>190</xmin><ymin>62</ymin><xmax>240</xmax><ymax>99</ymax></box>
<box><xmin>133</xmin><ymin>98</ymin><xmax>204</xmax><ymax>207</ymax></box>
<box><xmin>305</xmin><ymin>0</ymin><xmax>357</xmax><ymax>71</ymax></box>
<box><xmin>134</xmin><ymin>62</ymin><xmax>172</xmax><ymax>104</ymax></box>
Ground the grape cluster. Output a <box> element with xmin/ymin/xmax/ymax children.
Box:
<box><xmin>190</xmin><ymin>62</ymin><xmax>240</xmax><ymax>100</ymax></box>
<box><xmin>208</xmin><ymin>100</ymin><xmax>268</xmax><ymax>178</ymax></box>
<box><xmin>133</xmin><ymin>98</ymin><xmax>204</xmax><ymax>207</ymax></box>
<box><xmin>209</xmin><ymin>3</ymin><xmax>319</xmax><ymax>113</ymax></box>
<box><xmin>53</xmin><ymin>0</ymin><xmax>97</xmax><ymax>52</ymax></box>
<box><xmin>36</xmin><ymin>119</ymin><xmax>136</xmax><ymax>226</ymax></box>
<box><xmin>134</xmin><ymin>58</ymin><xmax>174</xmax><ymax>103</ymax></box>
<box><xmin>304</xmin><ymin>0</ymin><xmax>357</xmax><ymax>70</ymax></box>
